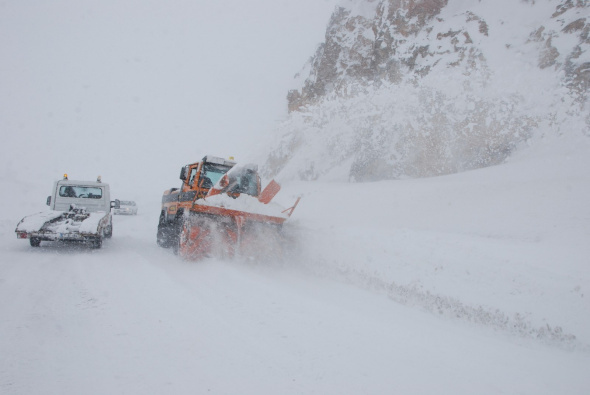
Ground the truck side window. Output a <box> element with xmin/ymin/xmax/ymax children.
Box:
<box><xmin>188</xmin><ymin>168</ymin><xmax>198</xmax><ymax>186</ymax></box>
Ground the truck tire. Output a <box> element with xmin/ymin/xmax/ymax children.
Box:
<box><xmin>172</xmin><ymin>223</ymin><xmax>181</xmax><ymax>255</ymax></box>
<box><xmin>157</xmin><ymin>212</ymin><xmax>182</xmax><ymax>249</ymax></box>
<box><xmin>30</xmin><ymin>237</ymin><xmax>41</xmax><ymax>247</ymax></box>
<box><xmin>91</xmin><ymin>237</ymin><xmax>103</xmax><ymax>249</ymax></box>
<box><xmin>173</xmin><ymin>218</ymin><xmax>186</xmax><ymax>256</ymax></box>
<box><xmin>157</xmin><ymin>213</ymin><xmax>171</xmax><ymax>248</ymax></box>
<box><xmin>171</xmin><ymin>217</ymin><xmax>184</xmax><ymax>255</ymax></box>
<box><xmin>105</xmin><ymin>223</ymin><xmax>113</xmax><ymax>238</ymax></box>
<box><xmin>90</xmin><ymin>227</ymin><xmax>104</xmax><ymax>249</ymax></box>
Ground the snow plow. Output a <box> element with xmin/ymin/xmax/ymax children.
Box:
<box><xmin>15</xmin><ymin>175</ymin><xmax>120</xmax><ymax>248</ymax></box>
<box><xmin>157</xmin><ymin>155</ymin><xmax>300</xmax><ymax>260</ymax></box>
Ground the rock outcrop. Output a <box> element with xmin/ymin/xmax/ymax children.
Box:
<box><xmin>265</xmin><ymin>0</ymin><xmax>589</xmax><ymax>181</ymax></box>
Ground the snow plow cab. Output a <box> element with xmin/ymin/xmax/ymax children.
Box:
<box><xmin>157</xmin><ymin>155</ymin><xmax>299</xmax><ymax>260</ymax></box>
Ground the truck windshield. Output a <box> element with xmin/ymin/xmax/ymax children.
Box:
<box><xmin>59</xmin><ymin>186</ymin><xmax>103</xmax><ymax>199</ymax></box>
<box><xmin>200</xmin><ymin>163</ymin><xmax>232</xmax><ymax>188</ymax></box>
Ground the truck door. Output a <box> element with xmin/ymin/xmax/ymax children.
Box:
<box><xmin>179</xmin><ymin>164</ymin><xmax>200</xmax><ymax>202</ymax></box>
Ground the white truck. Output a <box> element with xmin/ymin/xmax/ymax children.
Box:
<box><xmin>15</xmin><ymin>175</ymin><xmax>120</xmax><ymax>248</ymax></box>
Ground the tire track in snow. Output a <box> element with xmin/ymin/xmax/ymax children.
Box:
<box><xmin>283</xmin><ymin>225</ymin><xmax>589</xmax><ymax>352</ymax></box>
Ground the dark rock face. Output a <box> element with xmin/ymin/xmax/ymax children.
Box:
<box><xmin>267</xmin><ymin>0</ymin><xmax>589</xmax><ymax>182</ymax></box>
<box><xmin>288</xmin><ymin>0</ymin><xmax>459</xmax><ymax>112</ymax></box>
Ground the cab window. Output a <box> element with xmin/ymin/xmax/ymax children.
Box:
<box><xmin>59</xmin><ymin>186</ymin><xmax>103</xmax><ymax>199</ymax></box>
<box><xmin>188</xmin><ymin>168</ymin><xmax>198</xmax><ymax>186</ymax></box>
<box><xmin>200</xmin><ymin>163</ymin><xmax>232</xmax><ymax>189</ymax></box>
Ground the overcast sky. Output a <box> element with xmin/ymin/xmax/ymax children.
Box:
<box><xmin>0</xmin><ymin>0</ymin><xmax>338</xmax><ymax>197</ymax></box>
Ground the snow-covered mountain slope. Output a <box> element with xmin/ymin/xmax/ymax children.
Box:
<box><xmin>264</xmin><ymin>0</ymin><xmax>589</xmax><ymax>181</ymax></box>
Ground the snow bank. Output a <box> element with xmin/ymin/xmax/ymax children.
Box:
<box><xmin>280</xmin><ymin>131</ymin><xmax>590</xmax><ymax>347</ymax></box>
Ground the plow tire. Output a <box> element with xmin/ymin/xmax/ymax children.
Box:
<box><xmin>157</xmin><ymin>216</ymin><xmax>179</xmax><ymax>249</ymax></box>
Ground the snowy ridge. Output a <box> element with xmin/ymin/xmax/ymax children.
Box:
<box><xmin>266</xmin><ymin>0</ymin><xmax>590</xmax><ymax>181</ymax></box>
<box><xmin>337</xmin><ymin>0</ymin><xmax>380</xmax><ymax>19</ymax></box>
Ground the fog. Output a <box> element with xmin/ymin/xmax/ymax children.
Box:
<box><xmin>0</xmin><ymin>0</ymin><xmax>337</xmax><ymax>202</ymax></box>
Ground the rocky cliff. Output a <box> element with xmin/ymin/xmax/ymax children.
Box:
<box><xmin>264</xmin><ymin>0</ymin><xmax>589</xmax><ymax>181</ymax></box>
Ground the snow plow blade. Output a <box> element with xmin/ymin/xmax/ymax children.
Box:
<box><xmin>258</xmin><ymin>179</ymin><xmax>281</xmax><ymax>204</ymax></box>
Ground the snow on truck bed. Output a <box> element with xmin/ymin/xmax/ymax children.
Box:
<box><xmin>15</xmin><ymin>211</ymin><xmax>64</xmax><ymax>232</ymax></box>
<box><xmin>16</xmin><ymin>210</ymin><xmax>107</xmax><ymax>234</ymax></box>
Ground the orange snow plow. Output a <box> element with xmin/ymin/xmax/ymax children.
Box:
<box><xmin>157</xmin><ymin>156</ymin><xmax>300</xmax><ymax>260</ymax></box>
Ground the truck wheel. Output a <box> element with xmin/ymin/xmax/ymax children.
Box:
<box><xmin>105</xmin><ymin>223</ymin><xmax>113</xmax><ymax>238</ymax></box>
<box><xmin>158</xmin><ymin>213</ymin><xmax>181</xmax><ymax>249</ymax></box>
<box><xmin>172</xmin><ymin>225</ymin><xmax>181</xmax><ymax>255</ymax></box>
<box><xmin>30</xmin><ymin>237</ymin><xmax>41</xmax><ymax>247</ymax></box>
<box><xmin>157</xmin><ymin>218</ymin><xmax>171</xmax><ymax>248</ymax></box>
<box><xmin>171</xmin><ymin>218</ymin><xmax>184</xmax><ymax>255</ymax></box>
<box><xmin>156</xmin><ymin>224</ymin><xmax>167</xmax><ymax>247</ymax></box>
<box><xmin>91</xmin><ymin>237</ymin><xmax>103</xmax><ymax>249</ymax></box>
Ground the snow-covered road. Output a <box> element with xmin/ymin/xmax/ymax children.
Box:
<box><xmin>1</xmin><ymin>135</ymin><xmax>590</xmax><ymax>394</ymax></box>
<box><xmin>2</xmin><ymin>197</ymin><xmax>589</xmax><ymax>394</ymax></box>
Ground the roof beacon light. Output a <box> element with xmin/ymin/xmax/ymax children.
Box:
<box><xmin>63</xmin><ymin>174</ymin><xmax>68</xmax><ymax>180</ymax></box>
<box><xmin>97</xmin><ymin>175</ymin><xmax>102</xmax><ymax>183</ymax></box>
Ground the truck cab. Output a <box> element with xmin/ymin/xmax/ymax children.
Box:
<box><xmin>158</xmin><ymin>155</ymin><xmax>246</xmax><ymax>248</ymax></box>
<box><xmin>47</xmin><ymin>176</ymin><xmax>115</xmax><ymax>213</ymax></box>
<box><xmin>160</xmin><ymin>155</ymin><xmax>238</xmax><ymax>221</ymax></box>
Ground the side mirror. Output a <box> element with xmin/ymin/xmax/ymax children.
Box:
<box><xmin>110</xmin><ymin>199</ymin><xmax>121</xmax><ymax>210</ymax></box>
<box><xmin>46</xmin><ymin>196</ymin><xmax>51</xmax><ymax>206</ymax></box>
<box><xmin>179</xmin><ymin>166</ymin><xmax>187</xmax><ymax>181</ymax></box>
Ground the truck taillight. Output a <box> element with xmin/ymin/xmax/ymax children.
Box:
<box><xmin>17</xmin><ymin>232</ymin><xmax>28</xmax><ymax>239</ymax></box>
